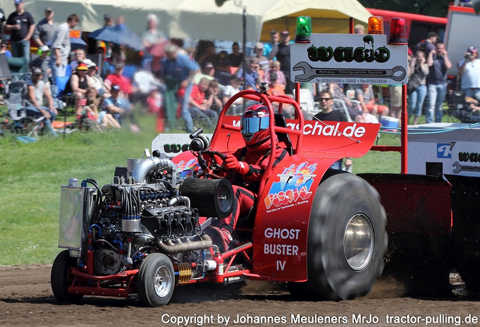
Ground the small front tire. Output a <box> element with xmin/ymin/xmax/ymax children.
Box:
<box><xmin>137</xmin><ymin>253</ymin><xmax>175</xmax><ymax>307</ymax></box>
<box><xmin>51</xmin><ymin>250</ymin><xmax>84</xmax><ymax>304</ymax></box>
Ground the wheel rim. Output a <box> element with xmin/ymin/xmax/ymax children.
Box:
<box><xmin>154</xmin><ymin>265</ymin><xmax>173</xmax><ymax>298</ymax></box>
<box><xmin>343</xmin><ymin>214</ymin><xmax>374</xmax><ymax>271</ymax></box>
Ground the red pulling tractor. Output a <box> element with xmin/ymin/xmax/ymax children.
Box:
<box><xmin>51</xmin><ymin>17</ymin><xmax>476</xmax><ymax>306</ymax></box>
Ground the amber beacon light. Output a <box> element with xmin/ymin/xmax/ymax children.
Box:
<box><xmin>388</xmin><ymin>18</ymin><xmax>408</xmax><ymax>45</ymax></box>
<box><xmin>368</xmin><ymin>16</ymin><xmax>384</xmax><ymax>34</ymax></box>
<box><xmin>295</xmin><ymin>16</ymin><xmax>312</xmax><ymax>43</ymax></box>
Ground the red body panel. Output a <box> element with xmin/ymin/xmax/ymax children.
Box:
<box><xmin>172</xmin><ymin>92</ymin><xmax>381</xmax><ymax>281</ymax></box>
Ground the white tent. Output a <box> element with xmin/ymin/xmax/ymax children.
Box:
<box><xmin>9</xmin><ymin>0</ymin><xmax>370</xmax><ymax>42</ymax></box>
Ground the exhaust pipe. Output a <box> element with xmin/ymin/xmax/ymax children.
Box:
<box><xmin>154</xmin><ymin>234</ymin><xmax>213</xmax><ymax>254</ymax></box>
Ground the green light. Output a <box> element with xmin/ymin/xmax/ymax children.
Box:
<box><xmin>295</xmin><ymin>16</ymin><xmax>312</xmax><ymax>43</ymax></box>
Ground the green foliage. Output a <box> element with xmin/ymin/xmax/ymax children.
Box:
<box><xmin>359</xmin><ymin>0</ymin><xmax>451</xmax><ymax>17</ymax></box>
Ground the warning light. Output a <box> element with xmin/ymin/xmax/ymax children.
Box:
<box><xmin>389</xmin><ymin>18</ymin><xmax>408</xmax><ymax>45</ymax></box>
<box><xmin>295</xmin><ymin>16</ymin><xmax>311</xmax><ymax>43</ymax></box>
<box><xmin>368</xmin><ymin>16</ymin><xmax>384</xmax><ymax>35</ymax></box>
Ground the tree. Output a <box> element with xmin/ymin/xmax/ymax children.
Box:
<box><xmin>359</xmin><ymin>0</ymin><xmax>451</xmax><ymax>17</ymax></box>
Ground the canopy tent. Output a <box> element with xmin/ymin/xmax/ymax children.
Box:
<box><xmin>13</xmin><ymin>0</ymin><xmax>370</xmax><ymax>44</ymax></box>
<box><xmin>260</xmin><ymin>0</ymin><xmax>372</xmax><ymax>41</ymax></box>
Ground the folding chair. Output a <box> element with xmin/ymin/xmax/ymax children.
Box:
<box><xmin>4</xmin><ymin>79</ymin><xmax>45</xmax><ymax>137</ymax></box>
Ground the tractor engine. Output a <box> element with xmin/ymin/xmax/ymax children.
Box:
<box><xmin>59</xmin><ymin>155</ymin><xmax>233</xmax><ymax>278</ymax></box>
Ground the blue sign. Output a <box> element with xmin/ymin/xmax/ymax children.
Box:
<box><xmin>437</xmin><ymin>143</ymin><xmax>451</xmax><ymax>159</ymax></box>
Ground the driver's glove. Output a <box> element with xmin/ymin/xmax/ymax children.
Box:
<box><xmin>224</xmin><ymin>154</ymin><xmax>249</xmax><ymax>175</ymax></box>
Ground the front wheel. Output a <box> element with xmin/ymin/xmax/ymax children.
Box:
<box><xmin>289</xmin><ymin>173</ymin><xmax>387</xmax><ymax>300</ymax></box>
<box><xmin>51</xmin><ymin>250</ymin><xmax>84</xmax><ymax>304</ymax></box>
<box><xmin>137</xmin><ymin>253</ymin><xmax>175</xmax><ymax>307</ymax></box>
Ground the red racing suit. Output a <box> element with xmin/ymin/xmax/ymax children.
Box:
<box><xmin>219</xmin><ymin>139</ymin><xmax>289</xmax><ymax>237</ymax></box>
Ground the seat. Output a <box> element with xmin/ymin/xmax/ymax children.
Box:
<box><xmin>332</xmin><ymin>99</ymin><xmax>353</xmax><ymax>122</ymax></box>
<box><xmin>274</xmin><ymin>113</ymin><xmax>293</xmax><ymax>155</ymax></box>
<box><xmin>4</xmin><ymin>80</ymin><xmax>45</xmax><ymax>136</ymax></box>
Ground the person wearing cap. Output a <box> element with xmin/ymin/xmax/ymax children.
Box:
<box><xmin>84</xmin><ymin>59</ymin><xmax>105</xmax><ymax>96</ymax></box>
<box><xmin>268</xmin><ymin>30</ymin><xmax>292</xmax><ymax>93</ymax></box>
<box><xmin>64</xmin><ymin>62</ymin><xmax>93</xmax><ymax>101</ymax></box>
<box><xmin>459</xmin><ymin>46</ymin><xmax>480</xmax><ymax>101</ymax></box>
<box><xmin>142</xmin><ymin>13</ymin><xmax>165</xmax><ymax>50</ymax></box>
<box><xmin>234</xmin><ymin>56</ymin><xmax>260</xmax><ymax>91</ymax></box>
<box><xmin>102</xmin><ymin>84</ymin><xmax>140</xmax><ymax>132</ymax></box>
<box><xmin>33</xmin><ymin>7</ymin><xmax>57</xmax><ymax>48</ymax></box>
<box><xmin>29</xmin><ymin>45</ymin><xmax>51</xmax><ymax>83</ymax></box>
<box><xmin>253</xmin><ymin>42</ymin><xmax>269</xmax><ymax>71</ymax></box>
<box><xmin>6</xmin><ymin>0</ymin><xmax>35</xmax><ymax>64</ymax></box>
<box><xmin>104</xmin><ymin>63</ymin><xmax>132</xmax><ymax>95</ymax></box>
<box><xmin>263</xmin><ymin>29</ymin><xmax>279</xmax><ymax>59</ymax></box>
<box><xmin>26</xmin><ymin>67</ymin><xmax>58</xmax><ymax>137</ymax></box>
<box><xmin>103</xmin><ymin>14</ymin><xmax>113</xmax><ymax>27</ymax></box>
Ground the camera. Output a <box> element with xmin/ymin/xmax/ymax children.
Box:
<box><xmin>465</xmin><ymin>51</ymin><xmax>473</xmax><ymax>58</ymax></box>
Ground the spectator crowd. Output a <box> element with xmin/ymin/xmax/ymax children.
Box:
<box><xmin>0</xmin><ymin>2</ymin><xmax>477</xmax><ymax>138</ymax></box>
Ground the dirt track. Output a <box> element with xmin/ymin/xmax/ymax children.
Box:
<box><xmin>1</xmin><ymin>264</ymin><xmax>480</xmax><ymax>327</ymax></box>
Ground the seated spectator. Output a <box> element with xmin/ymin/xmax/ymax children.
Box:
<box><xmin>79</xmin><ymin>87</ymin><xmax>120</xmax><ymax>129</ymax></box>
<box><xmin>104</xmin><ymin>63</ymin><xmax>132</xmax><ymax>96</ymax></box>
<box><xmin>253</xmin><ymin>42</ymin><xmax>269</xmax><ymax>71</ymax></box>
<box><xmin>0</xmin><ymin>40</ymin><xmax>12</xmax><ymax>57</ymax></box>
<box><xmin>223</xmin><ymin>75</ymin><xmax>243</xmax><ymax>113</ymax></box>
<box><xmin>228</xmin><ymin>42</ymin><xmax>243</xmax><ymax>68</ymax></box>
<box><xmin>314</xmin><ymin>89</ymin><xmax>352</xmax><ymax>170</ymax></box>
<box><xmin>263</xmin><ymin>60</ymin><xmax>286</xmax><ymax>89</ymax></box>
<box><xmin>266</xmin><ymin>73</ymin><xmax>285</xmax><ymax>97</ymax></box>
<box><xmin>355</xmin><ymin>84</ymin><xmax>389</xmax><ymax>121</ymax></box>
<box><xmin>215</xmin><ymin>50</ymin><xmax>232</xmax><ymax>86</ymax></box>
<box><xmin>102</xmin><ymin>84</ymin><xmax>140</xmax><ymax>132</ymax></box>
<box><xmin>193</xmin><ymin>61</ymin><xmax>215</xmax><ymax>85</ymax></box>
<box><xmin>234</xmin><ymin>57</ymin><xmax>260</xmax><ymax>91</ymax></box>
<box><xmin>188</xmin><ymin>77</ymin><xmax>218</xmax><ymax>129</ymax></box>
<box><xmin>26</xmin><ymin>68</ymin><xmax>58</xmax><ymax>136</ymax></box>
<box><xmin>29</xmin><ymin>45</ymin><xmax>51</xmax><ymax>84</ymax></box>
<box><xmin>204</xmin><ymin>80</ymin><xmax>223</xmax><ymax>114</ymax></box>
<box><xmin>328</xmin><ymin>83</ymin><xmax>364</xmax><ymax>122</ymax></box>
<box><xmin>84</xmin><ymin>59</ymin><xmax>105</xmax><ymax>96</ymax></box>
<box><xmin>64</xmin><ymin>62</ymin><xmax>92</xmax><ymax>100</ymax></box>
<box><xmin>69</xmin><ymin>48</ymin><xmax>86</xmax><ymax>73</ymax></box>
<box><xmin>131</xmin><ymin>69</ymin><xmax>163</xmax><ymax>112</ymax></box>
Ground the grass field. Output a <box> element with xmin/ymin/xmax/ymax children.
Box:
<box><xmin>0</xmin><ymin>113</ymin><xmax>402</xmax><ymax>266</ymax></box>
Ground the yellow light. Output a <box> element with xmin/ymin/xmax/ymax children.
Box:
<box><xmin>368</xmin><ymin>16</ymin><xmax>384</xmax><ymax>35</ymax></box>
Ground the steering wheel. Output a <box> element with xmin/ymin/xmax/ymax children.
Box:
<box><xmin>200</xmin><ymin>150</ymin><xmax>232</xmax><ymax>179</ymax></box>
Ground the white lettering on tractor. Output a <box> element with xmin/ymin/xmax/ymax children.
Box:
<box><xmin>264</xmin><ymin>228</ymin><xmax>301</xmax><ymax>240</ymax></box>
<box><xmin>276</xmin><ymin>260</ymin><xmax>286</xmax><ymax>271</ymax></box>
<box><xmin>264</xmin><ymin>243</ymin><xmax>299</xmax><ymax>256</ymax></box>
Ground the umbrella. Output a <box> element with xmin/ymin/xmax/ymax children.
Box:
<box><xmin>88</xmin><ymin>26</ymin><xmax>144</xmax><ymax>51</ymax></box>
<box><xmin>147</xmin><ymin>39</ymin><xmax>168</xmax><ymax>57</ymax></box>
<box><xmin>70</xmin><ymin>37</ymin><xmax>86</xmax><ymax>51</ymax></box>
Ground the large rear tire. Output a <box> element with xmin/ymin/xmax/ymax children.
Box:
<box><xmin>289</xmin><ymin>173</ymin><xmax>387</xmax><ymax>300</ymax></box>
<box><xmin>51</xmin><ymin>250</ymin><xmax>84</xmax><ymax>304</ymax></box>
<box><xmin>137</xmin><ymin>253</ymin><xmax>175</xmax><ymax>307</ymax></box>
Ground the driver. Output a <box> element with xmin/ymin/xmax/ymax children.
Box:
<box><xmin>210</xmin><ymin>104</ymin><xmax>289</xmax><ymax>252</ymax></box>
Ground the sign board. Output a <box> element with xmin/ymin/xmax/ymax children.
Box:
<box><xmin>408</xmin><ymin>123</ymin><xmax>480</xmax><ymax>177</ymax></box>
<box><xmin>152</xmin><ymin>133</ymin><xmax>213</xmax><ymax>158</ymax></box>
<box><xmin>290</xmin><ymin>34</ymin><xmax>408</xmax><ymax>85</ymax></box>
